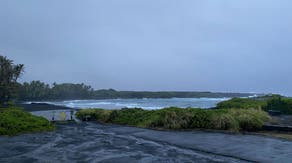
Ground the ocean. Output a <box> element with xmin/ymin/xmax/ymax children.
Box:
<box><xmin>28</xmin><ymin>97</ymin><xmax>230</xmax><ymax>110</ymax></box>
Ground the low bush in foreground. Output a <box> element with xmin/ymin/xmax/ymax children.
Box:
<box><xmin>0</xmin><ymin>107</ymin><xmax>55</xmax><ymax>136</ymax></box>
<box><xmin>76</xmin><ymin>107</ymin><xmax>270</xmax><ymax>132</ymax></box>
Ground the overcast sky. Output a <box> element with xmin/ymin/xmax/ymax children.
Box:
<box><xmin>1</xmin><ymin>0</ymin><xmax>292</xmax><ymax>95</ymax></box>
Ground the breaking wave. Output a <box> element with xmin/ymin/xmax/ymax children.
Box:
<box><xmin>28</xmin><ymin>97</ymin><xmax>231</xmax><ymax>110</ymax></box>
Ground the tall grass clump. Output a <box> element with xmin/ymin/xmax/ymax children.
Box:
<box><xmin>148</xmin><ymin>107</ymin><xmax>195</xmax><ymax>129</ymax></box>
<box><xmin>75</xmin><ymin>108</ymin><xmax>112</xmax><ymax>122</ymax></box>
<box><xmin>263</xmin><ymin>97</ymin><xmax>292</xmax><ymax>114</ymax></box>
<box><xmin>209</xmin><ymin>110</ymin><xmax>239</xmax><ymax>131</ymax></box>
<box><xmin>217</xmin><ymin>95</ymin><xmax>292</xmax><ymax>115</ymax></box>
<box><xmin>0</xmin><ymin>107</ymin><xmax>55</xmax><ymax>136</ymax></box>
<box><xmin>111</xmin><ymin>108</ymin><xmax>156</xmax><ymax>126</ymax></box>
<box><xmin>76</xmin><ymin>107</ymin><xmax>270</xmax><ymax>132</ymax></box>
<box><xmin>216</xmin><ymin>98</ymin><xmax>266</xmax><ymax>109</ymax></box>
<box><xmin>229</xmin><ymin>109</ymin><xmax>270</xmax><ymax>131</ymax></box>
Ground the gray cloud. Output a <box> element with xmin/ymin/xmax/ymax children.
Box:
<box><xmin>1</xmin><ymin>0</ymin><xmax>292</xmax><ymax>95</ymax></box>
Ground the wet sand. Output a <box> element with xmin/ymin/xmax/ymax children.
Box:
<box><xmin>0</xmin><ymin>122</ymin><xmax>291</xmax><ymax>163</ymax></box>
<box><xmin>8</xmin><ymin>103</ymin><xmax>292</xmax><ymax>162</ymax></box>
<box><xmin>18</xmin><ymin>103</ymin><xmax>73</xmax><ymax>112</ymax></box>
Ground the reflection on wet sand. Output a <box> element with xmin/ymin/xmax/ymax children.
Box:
<box><xmin>0</xmin><ymin>122</ymin><xmax>291</xmax><ymax>163</ymax></box>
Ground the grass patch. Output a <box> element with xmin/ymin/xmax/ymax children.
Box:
<box><xmin>216</xmin><ymin>98</ymin><xmax>266</xmax><ymax>110</ymax></box>
<box><xmin>216</xmin><ymin>95</ymin><xmax>292</xmax><ymax>115</ymax></box>
<box><xmin>264</xmin><ymin>97</ymin><xmax>292</xmax><ymax>114</ymax></box>
<box><xmin>76</xmin><ymin>107</ymin><xmax>270</xmax><ymax>132</ymax></box>
<box><xmin>0</xmin><ymin>107</ymin><xmax>55</xmax><ymax>136</ymax></box>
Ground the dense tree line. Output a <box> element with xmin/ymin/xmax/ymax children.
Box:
<box><xmin>17</xmin><ymin>81</ymin><xmax>94</xmax><ymax>100</ymax></box>
<box><xmin>16</xmin><ymin>80</ymin><xmax>254</xmax><ymax>101</ymax></box>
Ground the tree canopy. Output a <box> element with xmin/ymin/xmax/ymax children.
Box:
<box><xmin>0</xmin><ymin>55</ymin><xmax>24</xmax><ymax>105</ymax></box>
<box><xmin>16</xmin><ymin>80</ymin><xmax>254</xmax><ymax>101</ymax></box>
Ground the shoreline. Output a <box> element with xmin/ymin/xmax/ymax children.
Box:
<box><xmin>18</xmin><ymin>103</ymin><xmax>74</xmax><ymax>112</ymax></box>
<box><xmin>1</xmin><ymin>122</ymin><xmax>291</xmax><ymax>162</ymax></box>
<box><xmin>19</xmin><ymin>103</ymin><xmax>292</xmax><ymax>140</ymax></box>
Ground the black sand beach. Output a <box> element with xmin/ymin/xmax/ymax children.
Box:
<box><xmin>1</xmin><ymin>121</ymin><xmax>292</xmax><ymax>162</ymax></box>
<box><xmin>18</xmin><ymin>103</ymin><xmax>73</xmax><ymax>112</ymax></box>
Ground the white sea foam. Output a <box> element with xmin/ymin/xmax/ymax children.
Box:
<box><xmin>87</xmin><ymin>102</ymin><xmax>113</xmax><ymax>105</ymax></box>
<box><xmin>31</xmin><ymin>97</ymin><xmax>230</xmax><ymax>109</ymax></box>
<box><xmin>142</xmin><ymin>106</ymin><xmax>164</xmax><ymax>110</ymax></box>
<box><xmin>115</xmin><ymin>103</ymin><xmax>139</xmax><ymax>107</ymax></box>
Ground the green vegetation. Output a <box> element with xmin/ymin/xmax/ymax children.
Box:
<box><xmin>216</xmin><ymin>98</ymin><xmax>266</xmax><ymax>109</ymax></box>
<box><xmin>76</xmin><ymin>107</ymin><xmax>270</xmax><ymax>132</ymax></box>
<box><xmin>1</xmin><ymin>55</ymin><xmax>289</xmax><ymax>136</ymax></box>
<box><xmin>264</xmin><ymin>97</ymin><xmax>292</xmax><ymax>114</ymax></box>
<box><xmin>216</xmin><ymin>95</ymin><xmax>292</xmax><ymax>115</ymax></box>
<box><xmin>0</xmin><ymin>56</ymin><xmax>55</xmax><ymax>136</ymax></box>
<box><xmin>0</xmin><ymin>107</ymin><xmax>55</xmax><ymax>136</ymax></box>
<box><xmin>0</xmin><ymin>55</ymin><xmax>24</xmax><ymax>106</ymax></box>
<box><xmin>18</xmin><ymin>81</ymin><xmax>94</xmax><ymax>100</ymax></box>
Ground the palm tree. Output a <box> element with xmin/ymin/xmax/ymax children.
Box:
<box><xmin>0</xmin><ymin>55</ymin><xmax>24</xmax><ymax>105</ymax></box>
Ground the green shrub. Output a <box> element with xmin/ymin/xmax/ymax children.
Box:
<box><xmin>216</xmin><ymin>98</ymin><xmax>266</xmax><ymax>109</ymax></box>
<box><xmin>191</xmin><ymin>109</ymin><xmax>217</xmax><ymax>129</ymax></box>
<box><xmin>263</xmin><ymin>97</ymin><xmax>292</xmax><ymax>114</ymax></box>
<box><xmin>229</xmin><ymin>109</ymin><xmax>270</xmax><ymax>131</ymax></box>
<box><xmin>210</xmin><ymin>112</ymin><xmax>238</xmax><ymax>131</ymax></box>
<box><xmin>75</xmin><ymin>108</ymin><xmax>112</xmax><ymax>122</ymax></box>
<box><xmin>217</xmin><ymin>95</ymin><xmax>292</xmax><ymax>115</ymax></box>
<box><xmin>108</xmin><ymin>108</ymin><xmax>145</xmax><ymax>125</ymax></box>
<box><xmin>0</xmin><ymin>107</ymin><xmax>55</xmax><ymax>136</ymax></box>
<box><xmin>148</xmin><ymin>107</ymin><xmax>195</xmax><ymax>129</ymax></box>
<box><xmin>76</xmin><ymin>107</ymin><xmax>270</xmax><ymax>132</ymax></box>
